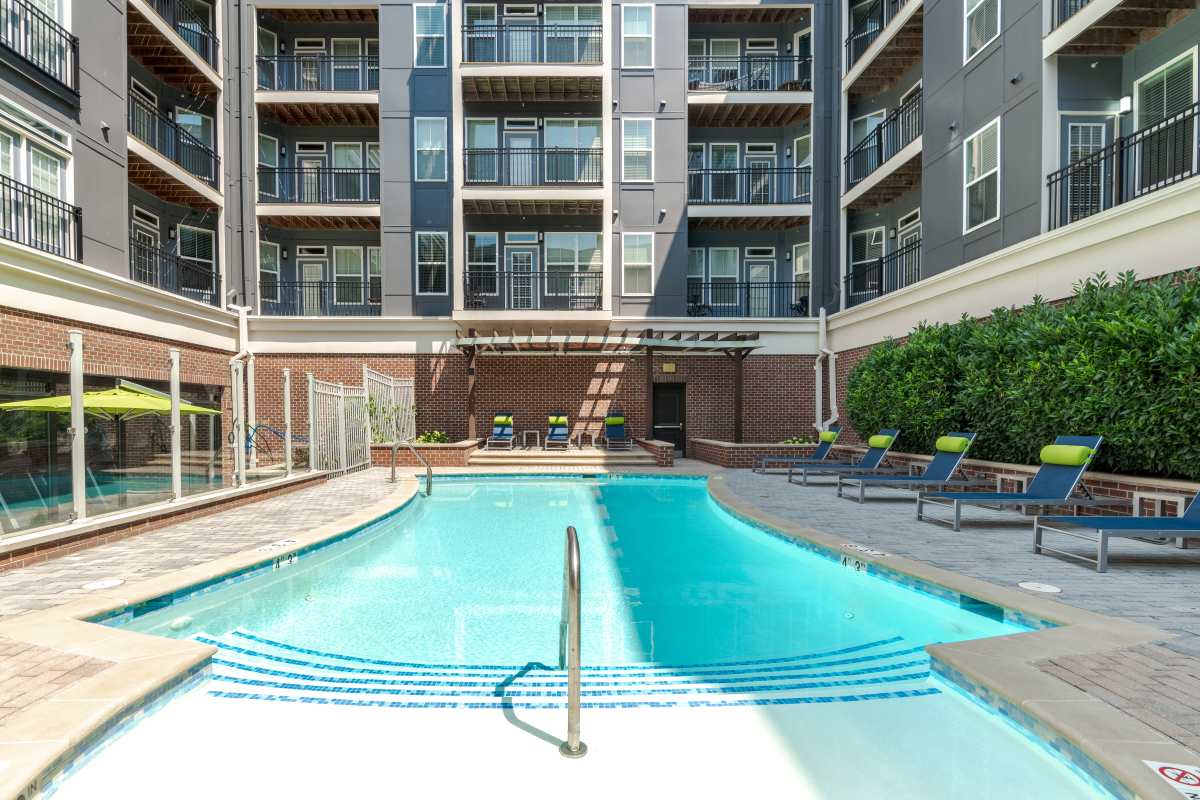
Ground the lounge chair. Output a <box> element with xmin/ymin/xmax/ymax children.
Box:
<box><xmin>603</xmin><ymin>410</ymin><xmax>632</xmax><ymax>450</ymax></box>
<box><xmin>545</xmin><ymin>414</ymin><xmax>570</xmax><ymax>450</ymax></box>
<box><xmin>786</xmin><ymin>429</ymin><xmax>903</xmax><ymax>486</ymax></box>
<box><xmin>486</xmin><ymin>413</ymin><xmax>515</xmax><ymax>450</ymax></box>
<box><xmin>836</xmin><ymin>432</ymin><xmax>993</xmax><ymax>503</ymax></box>
<box><xmin>754</xmin><ymin>425</ymin><xmax>841</xmax><ymax>473</ymax></box>
<box><xmin>916</xmin><ymin>435</ymin><xmax>1128</xmax><ymax>531</ymax></box>
<box><xmin>1034</xmin><ymin>493</ymin><xmax>1200</xmax><ymax>572</ymax></box>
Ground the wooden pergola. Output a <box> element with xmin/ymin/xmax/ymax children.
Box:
<box><xmin>453</xmin><ymin>328</ymin><xmax>762</xmax><ymax>443</ymax></box>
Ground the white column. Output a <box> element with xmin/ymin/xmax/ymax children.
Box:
<box><xmin>306</xmin><ymin>372</ymin><xmax>317</xmax><ymax>471</ymax></box>
<box><xmin>361</xmin><ymin>363</ymin><xmax>373</xmax><ymax>447</ymax></box>
<box><xmin>67</xmin><ymin>329</ymin><xmax>86</xmax><ymax>522</ymax></box>
<box><xmin>246</xmin><ymin>354</ymin><xmax>257</xmax><ymax>470</ymax></box>
<box><xmin>282</xmin><ymin>368</ymin><xmax>293</xmax><ymax>476</ymax></box>
<box><xmin>169</xmin><ymin>348</ymin><xmax>182</xmax><ymax>501</ymax></box>
<box><xmin>336</xmin><ymin>384</ymin><xmax>348</xmax><ymax>473</ymax></box>
<box><xmin>231</xmin><ymin>360</ymin><xmax>246</xmax><ymax>486</ymax></box>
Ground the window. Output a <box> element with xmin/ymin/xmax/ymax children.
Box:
<box><xmin>366</xmin><ymin>142</ymin><xmax>380</xmax><ymax>200</ymax></box>
<box><xmin>544</xmin><ymin>118</ymin><xmax>601</xmax><ymax>182</ymax></box>
<box><xmin>257</xmin><ymin>133</ymin><xmax>278</xmax><ymax>198</ymax></box>
<box><xmin>794</xmin><ymin>134</ymin><xmax>812</xmax><ymax>198</ymax></box>
<box><xmin>621</xmin><ymin>5</ymin><xmax>653</xmax><ymax>67</ymax></box>
<box><xmin>687</xmin><ymin>39</ymin><xmax>705</xmax><ymax>84</ymax></box>
<box><xmin>331</xmin><ymin>39</ymin><xmax>362</xmax><ymax>90</ymax></box>
<box><xmin>792</xmin><ymin>242</ymin><xmax>811</xmax><ymax>314</ymax></box>
<box><xmin>178</xmin><ymin>225</ymin><xmax>215</xmax><ymax>277</ymax></box>
<box><xmin>621</xmin><ymin>233</ymin><xmax>653</xmax><ymax>295</ymax></box>
<box><xmin>849</xmin><ymin>227</ymin><xmax>884</xmax><ymax>298</ymax></box>
<box><xmin>963</xmin><ymin>118</ymin><xmax>1000</xmax><ymax>231</ymax></box>
<box><xmin>545</xmin><ymin>232</ymin><xmax>601</xmax><ymax>295</ymax></box>
<box><xmin>467</xmin><ymin>232</ymin><xmax>498</xmax><ymax>295</ymax></box>
<box><xmin>28</xmin><ymin>147</ymin><xmax>61</xmax><ymax>197</ymax></box>
<box><xmin>366</xmin><ymin>39</ymin><xmax>379</xmax><ymax>89</ymax></box>
<box><xmin>1134</xmin><ymin>52</ymin><xmax>1196</xmax><ymax>190</ymax></box>
<box><xmin>175</xmin><ymin>108</ymin><xmax>214</xmax><ymax>148</ymax></box>
<box><xmin>710</xmin><ymin>142</ymin><xmax>738</xmax><ymax>201</ymax></box>
<box><xmin>367</xmin><ymin>247</ymin><xmax>382</xmax><ymax>304</ymax></box>
<box><xmin>464</xmin><ymin>5</ymin><xmax>498</xmax><ymax>62</ymax></box>
<box><xmin>259</xmin><ymin>241</ymin><xmax>280</xmax><ymax>302</ymax></box>
<box><xmin>416</xmin><ymin>231</ymin><xmax>448</xmax><ymax>294</ymax></box>
<box><xmin>708</xmin><ymin>247</ymin><xmax>738</xmax><ymax>305</ymax></box>
<box><xmin>334</xmin><ymin>247</ymin><xmax>364</xmax><ymax>304</ymax></box>
<box><xmin>964</xmin><ymin>0</ymin><xmax>999</xmax><ymax>63</ymax></box>
<box><xmin>333</xmin><ymin>142</ymin><xmax>363</xmax><ymax>200</ymax></box>
<box><xmin>414</xmin><ymin>118</ymin><xmax>447</xmax><ymax>181</ymax></box>
<box><xmin>687</xmin><ymin>247</ymin><xmax>705</xmax><ymax>304</ymax></box>
<box><xmin>709</xmin><ymin>39</ymin><xmax>739</xmax><ymax>85</ymax></box>
<box><xmin>622</xmin><ymin>118</ymin><xmax>653</xmax><ymax>181</ymax></box>
<box><xmin>414</xmin><ymin>4</ymin><xmax>446</xmax><ymax>67</ymax></box>
<box><xmin>466</xmin><ymin>118</ymin><xmax>498</xmax><ymax>182</ymax></box>
<box><xmin>546</xmin><ymin>4</ymin><xmax>602</xmax><ymax>63</ymax></box>
<box><xmin>746</xmin><ymin>38</ymin><xmax>777</xmax><ymax>52</ymax></box>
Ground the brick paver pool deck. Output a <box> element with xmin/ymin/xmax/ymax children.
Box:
<box><xmin>1</xmin><ymin>464</ymin><xmax>1198</xmax><ymax>769</ymax></box>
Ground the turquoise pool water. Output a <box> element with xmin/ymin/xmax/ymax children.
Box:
<box><xmin>59</xmin><ymin>477</ymin><xmax>1113</xmax><ymax>799</ymax></box>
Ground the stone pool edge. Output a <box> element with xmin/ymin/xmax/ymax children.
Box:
<box><xmin>707</xmin><ymin>474</ymin><xmax>1192</xmax><ymax>800</ymax></box>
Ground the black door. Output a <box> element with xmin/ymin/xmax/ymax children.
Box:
<box><xmin>652</xmin><ymin>383</ymin><xmax>686</xmax><ymax>455</ymax></box>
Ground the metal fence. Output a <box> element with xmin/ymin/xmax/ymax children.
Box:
<box><xmin>260</xmin><ymin>281</ymin><xmax>382</xmax><ymax>317</ymax></box>
<box><xmin>845</xmin><ymin>88</ymin><xmax>922</xmax><ymax>190</ymax></box>
<box><xmin>686</xmin><ymin>280</ymin><xmax>812</xmax><ymax>318</ymax></box>
<box><xmin>128</xmin><ymin>96</ymin><xmax>220</xmax><ymax>188</ymax></box>
<box><xmin>0</xmin><ymin>0</ymin><xmax>79</xmax><ymax>93</ymax></box>
<box><xmin>464</xmin><ymin>270</ymin><xmax>603</xmax><ymax>311</ymax></box>
<box><xmin>363</xmin><ymin>366</ymin><xmax>416</xmax><ymax>444</ymax></box>
<box><xmin>146</xmin><ymin>0</ymin><xmax>219</xmax><ymax>67</ymax></box>
<box><xmin>464</xmin><ymin>148</ymin><xmax>602</xmax><ymax>186</ymax></box>
<box><xmin>258</xmin><ymin>168</ymin><xmax>380</xmax><ymax>204</ymax></box>
<box><xmin>256</xmin><ymin>55</ymin><xmax>380</xmax><ymax>92</ymax></box>
<box><xmin>0</xmin><ymin>173</ymin><xmax>82</xmax><ymax>260</ymax></box>
<box><xmin>687</xmin><ymin>56</ymin><xmax>812</xmax><ymax>92</ymax></box>
<box><xmin>844</xmin><ymin>0</ymin><xmax>915</xmax><ymax>69</ymax></box>
<box><xmin>129</xmin><ymin>235</ymin><xmax>219</xmax><ymax>305</ymax></box>
<box><xmin>307</xmin><ymin>376</ymin><xmax>370</xmax><ymax>474</ymax></box>
<box><xmin>462</xmin><ymin>23</ymin><xmax>602</xmax><ymax>64</ymax></box>
<box><xmin>687</xmin><ymin>167</ymin><xmax>812</xmax><ymax>205</ymax></box>
<box><xmin>845</xmin><ymin>238</ymin><xmax>921</xmax><ymax>307</ymax></box>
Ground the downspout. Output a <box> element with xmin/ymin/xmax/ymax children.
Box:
<box><xmin>228</xmin><ymin>305</ymin><xmax>252</xmax><ymax>486</ymax></box>
<box><xmin>816</xmin><ymin>307</ymin><xmax>838</xmax><ymax>431</ymax></box>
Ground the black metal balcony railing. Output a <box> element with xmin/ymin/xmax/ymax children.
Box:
<box><xmin>462</xmin><ymin>23</ymin><xmax>602</xmax><ymax>64</ymax></box>
<box><xmin>464</xmin><ymin>148</ymin><xmax>602</xmax><ymax>186</ymax></box>
<box><xmin>845</xmin><ymin>0</ymin><xmax>914</xmax><ymax>70</ymax></box>
<box><xmin>258</xmin><ymin>168</ymin><xmax>381</xmax><ymax>204</ymax></box>
<box><xmin>687</xmin><ymin>56</ymin><xmax>812</xmax><ymax>92</ymax></box>
<box><xmin>256</xmin><ymin>56</ymin><xmax>380</xmax><ymax>92</ymax></box>
<box><xmin>687</xmin><ymin>167</ymin><xmax>812</xmax><ymax>205</ymax></box>
<box><xmin>146</xmin><ymin>0</ymin><xmax>218</xmax><ymax>67</ymax></box>
<box><xmin>128</xmin><ymin>96</ymin><xmax>220</xmax><ymax>188</ymax></box>
<box><xmin>845</xmin><ymin>89</ymin><xmax>922</xmax><ymax>191</ymax></box>
<box><xmin>1047</xmin><ymin>103</ymin><xmax>1199</xmax><ymax>230</ymax></box>
<box><xmin>259</xmin><ymin>281</ymin><xmax>382</xmax><ymax>317</ymax></box>
<box><xmin>464</xmin><ymin>270</ymin><xmax>602</xmax><ymax>311</ymax></box>
<box><xmin>0</xmin><ymin>0</ymin><xmax>79</xmax><ymax>93</ymax></box>
<box><xmin>845</xmin><ymin>238</ymin><xmax>921</xmax><ymax>307</ymax></box>
<box><xmin>687</xmin><ymin>281</ymin><xmax>812</xmax><ymax>318</ymax></box>
<box><xmin>129</xmin><ymin>235</ymin><xmax>219</xmax><ymax>306</ymax></box>
<box><xmin>1051</xmin><ymin>0</ymin><xmax>1092</xmax><ymax>29</ymax></box>
<box><xmin>0</xmin><ymin>174</ymin><xmax>81</xmax><ymax>261</ymax></box>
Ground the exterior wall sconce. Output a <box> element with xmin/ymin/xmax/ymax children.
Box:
<box><xmin>785</xmin><ymin>146</ymin><xmax>792</xmax><ymax>157</ymax></box>
<box><xmin>1119</xmin><ymin>95</ymin><xmax>1132</xmax><ymax>114</ymax></box>
<box><xmin>167</xmin><ymin>225</ymin><xmax>176</xmax><ymax>240</ymax></box>
<box><xmin>279</xmin><ymin>42</ymin><xmax>287</xmax><ymax>54</ymax></box>
<box><xmin>282</xmin><ymin>248</ymin><xmax>289</xmax><ymax>260</ymax></box>
<box><xmin>280</xmin><ymin>145</ymin><xmax>287</xmax><ymax>157</ymax></box>
<box><xmin>888</xmin><ymin>228</ymin><xmax>897</xmax><ymax>239</ymax></box>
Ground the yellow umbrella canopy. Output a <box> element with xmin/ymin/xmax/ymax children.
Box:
<box><xmin>0</xmin><ymin>386</ymin><xmax>220</xmax><ymax>421</ymax></box>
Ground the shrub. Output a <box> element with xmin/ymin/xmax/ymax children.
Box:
<box><xmin>845</xmin><ymin>271</ymin><xmax>1200</xmax><ymax>480</ymax></box>
<box><xmin>414</xmin><ymin>430</ymin><xmax>450</xmax><ymax>444</ymax></box>
<box><xmin>781</xmin><ymin>436</ymin><xmax>813</xmax><ymax>444</ymax></box>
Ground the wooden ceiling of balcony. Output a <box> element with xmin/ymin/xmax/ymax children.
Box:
<box><xmin>127</xmin><ymin>6</ymin><xmax>218</xmax><ymax>97</ymax></box>
<box><xmin>846</xmin><ymin>157</ymin><xmax>922</xmax><ymax>212</ymax></box>
<box><xmin>688</xmin><ymin>8</ymin><xmax>809</xmax><ymax>24</ymax></box>
<box><xmin>689</xmin><ymin>102</ymin><xmax>811</xmax><ymax>127</ymax></box>
<box><xmin>1057</xmin><ymin>0</ymin><xmax>1198</xmax><ymax>54</ymax></box>
<box><xmin>689</xmin><ymin>215</ymin><xmax>810</xmax><ymax>232</ymax></box>
<box><xmin>261</xmin><ymin>9</ymin><xmax>379</xmax><ymax>23</ymax></box>
<box><xmin>462</xmin><ymin>76</ymin><xmax>603</xmax><ymax>103</ymax></box>
<box><xmin>257</xmin><ymin>102</ymin><xmax>380</xmax><ymax>127</ymax></box>
<box><xmin>846</xmin><ymin>8</ymin><xmax>924</xmax><ymax>97</ymax></box>
<box><xmin>463</xmin><ymin>199</ymin><xmax>602</xmax><ymax>215</ymax></box>
<box><xmin>127</xmin><ymin>153</ymin><xmax>217</xmax><ymax>211</ymax></box>
<box><xmin>258</xmin><ymin>215</ymin><xmax>381</xmax><ymax>231</ymax></box>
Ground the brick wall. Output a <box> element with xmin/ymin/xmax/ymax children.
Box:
<box><xmin>830</xmin><ymin>343</ymin><xmax>876</xmax><ymax>445</ymax></box>
<box><xmin>635</xmin><ymin>438</ymin><xmax>675</xmax><ymax>466</ymax></box>
<box><xmin>690</xmin><ymin>440</ymin><xmax>820</xmax><ymax>468</ymax></box>
<box><xmin>369</xmin><ymin>440</ymin><xmax>481</xmax><ymax>467</ymax></box>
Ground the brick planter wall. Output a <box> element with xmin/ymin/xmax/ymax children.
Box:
<box><xmin>635</xmin><ymin>438</ymin><xmax>675</xmax><ymax>466</ymax></box>
<box><xmin>690</xmin><ymin>439</ymin><xmax>821</xmax><ymax>468</ymax></box>
<box><xmin>369</xmin><ymin>440</ymin><xmax>482</xmax><ymax>468</ymax></box>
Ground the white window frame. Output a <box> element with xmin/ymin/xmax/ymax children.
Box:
<box><xmin>746</xmin><ymin>38</ymin><xmax>777</xmax><ymax>52</ymax></box>
<box><xmin>467</xmin><ymin>231</ymin><xmax>499</xmax><ymax>296</ymax></box>
<box><xmin>413</xmin><ymin>4</ymin><xmax>447</xmax><ymax>68</ymax></box>
<box><xmin>621</xmin><ymin>232</ymin><xmax>654</xmax><ymax>296</ymax></box>
<box><xmin>621</xmin><ymin>4</ymin><xmax>654</xmax><ymax>68</ymax></box>
<box><xmin>415</xmin><ymin>231</ymin><xmax>449</xmax><ymax>296</ymax></box>
<box><xmin>259</xmin><ymin>240</ymin><xmax>280</xmax><ymax>302</ymax></box>
<box><xmin>331</xmin><ymin>141</ymin><xmax>364</xmax><ymax>200</ymax></box>
<box><xmin>849</xmin><ymin>226</ymin><xmax>885</xmax><ymax>283</ymax></box>
<box><xmin>745</xmin><ymin>246</ymin><xmax>776</xmax><ymax>259</ymax></box>
<box><xmin>962</xmin><ymin>117</ymin><xmax>1001</xmax><ymax>233</ymax></box>
<box><xmin>707</xmin><ymin>246</ymin><xmax>739</xmax><ymax>306</ymax></box>
<box><xmin>414</xmin><ymin>117</ymin><xmax>447</xmax><ymax>182</ymax></box>
<box><xmin>792</xmin><ymin>241</ymin><xmax>812</xmax><ymax>312</ymax></box>
<box><xmin>330</xmin><ymin>37</ymin><xmax>363</xmax><ymax>89</ymax></box>
<box><xmin>544</xmin><ymin>232</ymin><xmax>601</xmax><ymax>296</ymax></box>
<box><xmin>257</xmin><ymin>132</ymin><xmax>279</xmax><ymax>198</ymax></box>
<box><xmin>176</xmin><ymin>223</ymin><xmax>215</xmax><ymax>274</ymax></box>
<box><xmin>332</xmin><ymin>246</ymin><xmax>365</xmax><ymax>304</ymax></box>
<box><xmin>367</xmin><ymin>245</ymin><xmax>382</xmax><ymax>304</ymax></box>
<box><xmin>963</xmin><ymin>0</ymin><xmax>1000</xmax><ymax>65</ymax></box>
<box><xmin>174</xmin><ymin>106</ymin><xmax>214</xmax><ymax>149</ymax></box>
<box><xmin>621</xmin><ymin>117</ymin><xmax>654</xmax><ymax>182</ymax></box>
<box><xmin>1132</xmin><ymin>48</ymin><xmax>1198</xmax><ymax>131</ymax></box>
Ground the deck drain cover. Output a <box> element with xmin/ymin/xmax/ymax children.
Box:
<box><xmin>81</xmin><ymin>578</ymin><xmax>125</xmax><ymax>591</ymax></box>
<box><xmin>1018</xmin><ymin>581</ymin><xmax>1062</xmax><ymax>594</ymax></box>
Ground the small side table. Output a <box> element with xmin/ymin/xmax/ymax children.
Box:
<box><xmin>521</xmin><ymin>430</ymin><xmax>540</xmax><ymax>449</ymax></box>
<box><xmin>575</xmin><ymin>432</ymin><xmax>598</xmax><ymax>449</ymax></box>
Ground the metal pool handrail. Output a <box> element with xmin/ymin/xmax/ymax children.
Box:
<box><xmin>390</xmin><ymin>439</ymin><xmax>432</xmax><ymax>495</ymax></box>
<box><xmin>559</xmin><ymin>525</ymin><xmax>587</xmax><ymax>758</ymax></box>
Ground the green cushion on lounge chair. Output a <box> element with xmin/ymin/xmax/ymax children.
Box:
<box><xmin>819</xmin><ymin>430</ymin><xmax>838</xmax><ymax>443</ymax></box>
<box><xmin>605</xmin><ymin>416</ymin><xmax>625</xmax><ymax>425</ymax></box>
<box><xmin>548</xmin><ymin>415</ymin><xmax>568</xmax><ymax>425</ymax></box>
<box><xmin>867</xmin><ymin>434</ymin><xmax>894</xmax><ymax>449</ymax></box>
<box><xmin>935</xmin><ymin>435</ymin><xmax>971</xmax><ymax>453</ymax></box>
<box><xmin>1040</xmin><ymin>444</ymin><xmax>1094</xmax><ymax>466</ymax></box>
<box><xmin>493</xmin><ymin>415</ymin><xmax>512</xmax><ymax>425</ymax></box>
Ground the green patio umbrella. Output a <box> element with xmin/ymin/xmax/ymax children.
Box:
<box><xmin>0</xmin><ymin>386</ymin><xmax>220</xmax><ymax>420</ymax></box>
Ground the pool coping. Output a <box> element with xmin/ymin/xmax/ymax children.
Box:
<box><xmin>0</xmin><ymin>471</ymin><xmax>1189</xmax><ymax>800</ymax></box>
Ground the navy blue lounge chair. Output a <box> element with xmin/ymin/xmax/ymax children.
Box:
<box><xmin>603</xmin><ymin>410</ymin><xmax>632</xmax><ymax>450</ymax></box>
<box><xmin>1034</xmin><ymin>492</ymin><xmax>1200</xmax><ymax>572</ymax></box>
<box><xmin>916</xmin><ymin>435</ymin><xmax>1128</xmax><ymax>531</ymax></box>
<box><xmin>754</xmin><ymin>425</ymin><xmax>841</xmax><ymax>473</ymax></box>
<box><xmin>786</xmin><ymin>429</ymin><xmax>902</xmax><ymax>486</ymax></box>
<box><xmin>545</xmin><ymin>414</ymin><xmax>570</xmax><ymax>449</ymax></box>
<box><xmin>486</xmin><ymin>413</ymin><xmax>514</xmax><ymax>450</ymax></box>
<box><xmin>836</xmin><ymin>432</ymin><xmax>991</xmax><ymax>503</ymax></box>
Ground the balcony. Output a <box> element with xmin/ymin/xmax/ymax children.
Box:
<box><xmin>127</xmin><ymin>0</ymin><xmax>220</xmax><ymax>95</ymax></box>
<box><xmin>1047</xmin><ymin>103</ymin><xmax>1198</xmax><ymax>230</ymax></box>
<box><xmin>257</xmin><ymin>168</ymin><xmax>381</xmax><ymax>231</ymax></box>
<box><xmin>464</xmin><ymin>148</ymin><xmax>602</xmax><ymax>186</ymax></box>
<box><xmin>259</xmin><ymin>281</ymin><xmax>381</xmax><ymax>317</ymax></box>
<box><xmin>460</xmin><ymin>21</ymin><xmax>602</xmax><ymax>103</ymax></box>
<box><xmin>0</xmin><ymin>174</ymin><xmax>81</xmax><ymax>260</ymax></box>
<box><xmin>843</xmin><ymin>0</ymin><xmax>923</xmax><ymax>97</ymax></box>
<box><xmin>1045</xmin><ymin>0</ymin><xmax>1193</xmax><ymax>56</ymax></box>
<box><xmin>845</xmin><ymin>238</ymin><xmax>921</xmax><ymax>308</ymax></box>
<box><xmin>843</xmin><ymin>89</ymin><xmax>922</xmax><ymax>210</ymax></box>
<box><xmin>687</xmin><ymin>57</ymin><xmax>813</xmax><ymax>127</ymax></box>
<box><xmin>128</xmin><ymin>96</ymin><xmax>220</xmax><ymax>193</ymax></box>
<box><xmin>463</xmin><ymin>270</ymin><xmax>603</xmax><ymax>313</ymax></box>
<box><xmin>686</xmin><ymin>281</ymin><xmax>812</xmax><ymax>318</ymax></box>
<box><xmin>129</xmin><ymin>235</ymin><xmax>218</xmax><ymax>306</ymax></box>
<box><xmin>0</xmin><ymin>0</ymin><xmax>79</xmax><ymax>97</ymax></box>
<box><xmin>255</xmin><ymin>56</ymin><xmax>379</xmax><ymax>126</ymax></box>
<box><xmin>687</xmin><ymin>168</ymin><xmax>812</xmax><ymax>230</ymax></box>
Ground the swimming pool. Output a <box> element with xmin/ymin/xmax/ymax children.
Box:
<box><xmin>55</xmin><ymin>476</ymin><xmax>1113</xmax><ymax>799</ymax></box>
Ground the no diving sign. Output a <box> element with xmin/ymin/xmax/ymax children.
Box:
<box><xmin>1145</xmin><ymin>761</ymin><xmax>1200</xmax><ymax>799</ymax></box>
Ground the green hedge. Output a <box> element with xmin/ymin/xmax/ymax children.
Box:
<box><xmin>845</xmin><ymin>271</ymin><xmax>1200</xmax><ymax>479</ymax></box>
